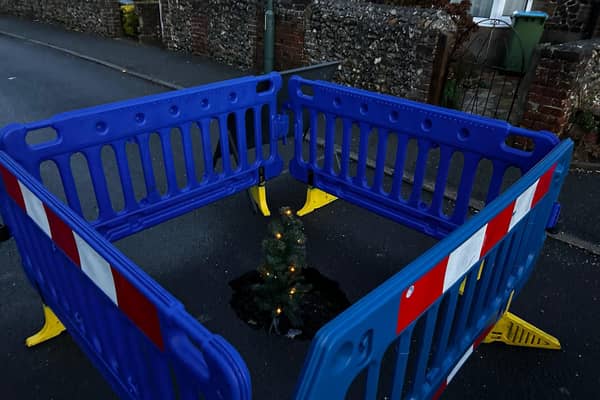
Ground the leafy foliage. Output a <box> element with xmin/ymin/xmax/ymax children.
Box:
<box><xmin>571</xmin><ymin>109</ymin><xmax>599</xmax><ymax>133</ymax></box>
<box><xmin>121</xmin><ymin>4</ymin><xmax>139</xmax><ymax>38</ymax></box>
<box><xmin>251</xmin><ymin>207</ymin><xmax>311</xmax><ymax>330</ymax></box>
<box><xmin>569</xmin><ymin>109</ymin><xmax>600</xmax><ymax>162</ymax></box>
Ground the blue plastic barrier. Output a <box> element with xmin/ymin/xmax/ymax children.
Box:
<box><xmin>0</xmin><ymin>155</ymin><xmax>252</xmax><ymax>399</ymax></box>
<box><xmin>1</xmin><ymin>73</ymin><xmax>285</xmax><ymax>241</ymax></box>
<box><xmin>287</xmin><ymin>78</ymin><xmax>573</xmax><ymax>399</ymax></box>
<box><xmin>287</xmin><ymin>76</ymin><xmax>559</xmax><ymax>238</ymax></box>
<box><xmin>0</xmin><ymin>73</ymin><xmax>573</xmax><ymax>399</ymax></box>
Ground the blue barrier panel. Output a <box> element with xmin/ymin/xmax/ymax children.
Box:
<box><xmin>0</xmin><ymin>155</ymin><xmax>252</xmax><ymax>399</ymax></box>
<box><xmin>293</xmin><ymin>142</ymin><xmax>573</xmax><ymax>399</ymax></box>
<box><xmin>288</xmin><ymin>78</ymin><xmax>573</xmax><ymax>399</ymax></box>
<box><xmin>1</xmin><ymin>73</ymin><xmax>284</xmax><ymax>242</ymax></box>
<box><xmin>287</xmin><ymin>76</ymin><xmax>559</xmax><ymax>239</ymax></box>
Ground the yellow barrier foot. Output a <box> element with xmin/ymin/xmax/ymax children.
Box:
<box><xmin>249</xmin><ymin>184</ymin><xmax>271</xmax><ymax>217</ymax></box>
<box><xmin>25</xmin><ymin>305</ymin><xmax>66</xmax><ymax>347</ymax></box>
<box><xmin>483</xmin><ymin>311</ymin><xmax>561</xmax><ymax>350</ymax></box>
<box><xmin>297</xmin><ymin>186</ymin><xmax>337</xmax><ymax>216</ymax></box>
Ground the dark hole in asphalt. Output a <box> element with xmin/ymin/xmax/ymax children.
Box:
<box><xmin>229</xmin><ymin>267</ymin><xmax>351</xmax><ymax>340</ymax></box>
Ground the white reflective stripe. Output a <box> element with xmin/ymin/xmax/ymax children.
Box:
<box><xmin>443</xmin><ymin>225</ymin><xmax>487</xmax><ymax>292</ymax></box>
<box><xmin>74</xmin><ymin>232</ymin><xmax>118</xmax><ymax>305</ymax></box>
<box><xmin>509</xmin><ymin>180</ymin><xmax>538</xmax><ymax>231</ymax></box>
<box><xmin>447</xmin><ymin>345</ymin><xmax>473</xmax><ymax>383</ymax></box>
<box><xmin>19</xmin><ymin>182</ymin><xmax>51</xmax><ymax>237</ymax></box>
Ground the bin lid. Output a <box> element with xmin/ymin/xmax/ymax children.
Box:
<box><xmin>512</xmin><ymin>10</ymin><xmax>549</xmax><ymax>20</ymax></box>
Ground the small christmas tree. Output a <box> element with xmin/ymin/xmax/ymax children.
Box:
<box><xmin>251</xmin><ymin>206</ymin><xmax>311</xmax><ymax>334</ymax></box>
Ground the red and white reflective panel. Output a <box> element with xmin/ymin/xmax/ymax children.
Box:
<box><xmin>396</xmin><ymin>164</ymin><xmax>556</xmax><ymax>334</ymax></box>
<box><xmin>0</xmin><ymin>165</ymin><xmax>164</xmax><ymax>350</ymax></box>
<box><xmin>73</xmin><ymin>232</ymin><xmax>118</xmax><ymax>304</ymax></box>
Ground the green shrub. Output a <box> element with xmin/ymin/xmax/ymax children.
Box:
<box><xmin>571</xmin><ymin>109</ymin><xmax>599</xmax><ymax>133</ymax></box>
<box><xmin>441</xmin><ymin>78</ymin><xmax>462</xmax><ymax>109</ymax></box>
<box><xmin>121</xmin><ymin>4</ymin><xmax>139</xmax><ymax>37</ymax></box>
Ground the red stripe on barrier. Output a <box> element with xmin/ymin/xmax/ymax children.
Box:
<box><xmin>432</xmin><ymin>381</ymin><xmax>447</xmax><ymax>400</ymax></box>
<box><xmin>480</xmin><ymin>201</ymin><xmax>515</xmax><ymax>257</ymax></box>
<box><xmin>44</xmin><ymin>205</ymin><xmax>81</xmax><ymax>266</ymax></box>
<box><xmin>0</xmin><ymin>165</ymin><xmax>25</xmax><ymax>210</ymax></box>
<box><xmin>474</xmin><ymin>323</ymin><xmax>495</xmax><ymax>348</ymax></box>
<box><xmin>111</xmin><ymin>267</ymin><xmax>164</xmax><ymax>351</ymax></box>
<box><xmin>396</xmin><ymin>257</ymin><xmax>448</xmax><ymax>335</ymax></box>
<box><xmin>531</xmin><ymin>164</ymin><xmax>556</xmax><ymax>207</ymax></box>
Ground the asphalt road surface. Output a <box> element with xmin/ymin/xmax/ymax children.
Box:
<box><xmin>0</xmin><ymin>34</ymin><xmax>165</xmax><ymax>399</ymax></box>
<box><xmin>1</xmin><ymin>32</ymin><xmax>599</xmax><ymax>400</ymax></box>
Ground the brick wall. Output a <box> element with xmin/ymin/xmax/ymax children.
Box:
<box><xmin>161</xmin><ymin>0</ymin><xmax>196</xmax><ymax>52</ymax></box>
<box><xmin>533</xmin><ymin>0</ymin><xmax>600</xmax><ymax>42</ymax></box>
<box><xmin>134</xmin><ymin>0</ymin><xmax>162</xmax><ymax>45</ymax></box>
<box><xmin>305</xmin><ymin>1</ymin><xmax>454</xmax><ymax>101</ymax></box>
<box><xmin>162</xmin><ymin>0</ymin><xmax>257</xmax><ymax>70</ymax></box>
<box><xmin>0</xmin><ymin>0</ymin><xmax>123</xmax><ymax>37</ymax></box>
<box><xmin>521</xmin><ymin>39</ymin><xmax>600</xmax><ymax>135</ymax></box>
<box><xmin>191</xmin><ymin>13</ymin><xmax>209</xmax><ymax>55</ymax></box>
<box><xmin>164</xmin><ymin>1</ymin><xmax>307</xmax><ymax>71</ymax></box>
<box><xmin>255</xmin><ymin>1</ymin><xmax>309</xmax><ymax>72</ymax></box>
<box><xmin>592</xmin><ymin>3</ymin><xmax>600</xmax><ymax>37</ymax></box>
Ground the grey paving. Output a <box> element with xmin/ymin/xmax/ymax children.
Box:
<box><xmin>0</xmin><ymin>35</ymin><xmax>167</xmax><ymax>126</ymax></box>
<box><xmin>0</xmin><ymin>15</ymin><xmax>245</xmax><ymax>90</ymax></box>
<box><xmin>558</xmin><ymin>169</ymin><xmax>600</xmax><ymax>246</ymax></box>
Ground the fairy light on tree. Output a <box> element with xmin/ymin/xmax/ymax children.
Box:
<box><xmin>229</xmin><ymin>207</ymin><xmax>351</xmax><ymax>339</ymax></box>
<box><xmin>251</xmin><ymin>206</ymin><xmax>311</xmax><ymax>334</ymax></box>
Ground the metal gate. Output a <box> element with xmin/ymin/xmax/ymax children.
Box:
<box><xmin>442</xmin><ymin>19</ymin><xmax>527</xmax><ymax>124</ymax></box>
